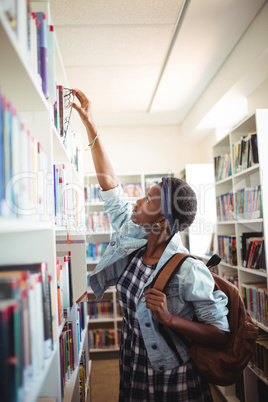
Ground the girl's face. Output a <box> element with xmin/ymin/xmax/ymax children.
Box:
<box><xmin>131</xmin><ymin>184</ymin><xmax>163</xmax><ymax>231</ymax></box>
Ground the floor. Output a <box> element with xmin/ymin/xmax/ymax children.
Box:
<box><xmin>90</xmin><ymin>358</ymin><xmax>227</xmax><ymax>402</ymax></box>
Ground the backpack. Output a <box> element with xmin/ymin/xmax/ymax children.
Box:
<box><xmin>152</xmin><ymin>253</ymin><xmax>259</xmax><ymax>386</ymax></box>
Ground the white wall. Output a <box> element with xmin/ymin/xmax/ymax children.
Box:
<box><xmin>80</xmin><ymin>75</ymin><xmax>268</xmax><ymax>180</ymax></box>
<box><xmin>247</xmin><ymin>79</ymin><xmax>268</xmax><ymax>114</ymax></box>
<box><xmin>82</xmin><ymin>124</ymin><xmax>201</xmax><ymax>177</ymax></box>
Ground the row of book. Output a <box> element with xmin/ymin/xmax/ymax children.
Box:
<box><xmin>79</xmin><ymin>349</ymin><xmax>89</xmax><ymax>402</ymax></box>
<box><xmin>0</xmin><ymin>91</ymin><xmax>50</xmax><ymax>219</ymax></box>
<box><xmin>59</xmin><ymin>321</ymin><xmax>75</xmax><ymax>398</ymax></box>
<box><xmin>216</xmin><ymin>186</ymin><xmax>262</xmax><ymax>222</ymax></box>
<box><xmin>214</xmin><ymin>153</ymin><xmax>232</xmax><ymax>182</ymax></box>
<box><xmin>241</xmin><ymin>282</ymin><xmax>267</xmax><ymax>326</ymax></box>
<box><xmin>88</xmin><ymin>329</ymin><xmax>120</xmax><ymax>350</ymax></box>
<box><xmin>235</xmin><ymin>186</ymin><xmax>262</xmax><ymax>220</ymax></box>
<box><xmin>2</xmin><ymin>2</ymin><xmax>56</xmax><ymax>102</ymax></box>
<box><xmin>84</xmin><ymin>184</ymin><xmax>101</xmax><ymax>203</ymax></box>
<box><xmin>88</xmin><ymin>300</ymin><xmax>114</xmax><ymax>319</ymax></box>
<box><xmin>216</xmin><ymin>193</ymin><xmax>235</xmax><ymax>221</ymax></box>
<box><xmin>232</xmin><ymin>132</ymin><xmax>259</xmax><ymax>174</ymax></box>
<box><xmin>121</xmin><ymin>182</ymin><xmax>142</xmax><ymax>198</ymax></box>
<box><xmin>250</xmin><ymin>333</ymin><xmax>268</xmax><ymax>380</ymax></box>
<box><xmin>222</xmin><ymin>271</ymin><xmax>239</xmax><ymax>288</ymax></box>
<box><xmin>85</xmin><ymin>211</ymin><xmax>110</xmax><ymax>233</ymax></box>
<box><xmin>58</xmin><ymin>302</ymin><xmax>87</xmax><ymax>399</ymax></box>
<box><xmin>240</xmin><ymin>232</ymin><xmax>266</xmax><ymax>271</ymax></box>
<box><xmin>53</xmin><ymin>164</ymin><xmax>83</xmax><ymax>228</ymax></box>
<box><xmin>2</xmin><ymin>2</ymin><xmax>82</xmax><ymax>177</ymax></box>
<box><xmin>56</xmin><ymin>254</ymin><xmax>73</xmax><ymax>326</ymax></box>
<box><xmin>53</xmin><ymin>86</ymin><xmax>82</xmax><ymax>173</ymax></box>
<box><xmin>218</xmin><ymin>235</ymin><xmax>237</xmax><ymax>266</ymax></box>
<box><xmin>0</xmin><ymin>262</ymin><xmax>53</xmax><ymax>402</ymax></box>
<box><xmin>87</xmin><ymin>300</ymin><xmax>122</xmax><ymax>319</ymax></box>
<box><xmin>87</xmin><ymin>242</ymin><xmax>109</xmax><ymax>260</ymax></box>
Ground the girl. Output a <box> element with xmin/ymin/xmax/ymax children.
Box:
<box><xmin>72</xmin><ymin>90</ymin><xmax>230</xmax><ymax>402</ymax></box>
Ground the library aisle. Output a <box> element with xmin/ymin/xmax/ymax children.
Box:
<box><xmin>90</xmin><ymin>359</ymin><xmax>226</xmax><ymax>402</ymax></box>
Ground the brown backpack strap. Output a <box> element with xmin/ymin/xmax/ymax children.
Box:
<box><xmin>152</xmin><ymin>253</ymin><xmax>190</xmax><ymax>292</ymax></box>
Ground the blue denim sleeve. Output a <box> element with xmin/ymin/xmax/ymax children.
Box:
<box><xmin>183</xmin><ymin>259</ymin><xmax>230</xmax><ymax>332</ymax></box>
<box><xmin>99</xmin><ymin>184</ymin><xmax>133</xmax><ymax>232</ymax></box>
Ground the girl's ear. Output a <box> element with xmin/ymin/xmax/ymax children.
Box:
<box><xmin>158</xmin><ymin>216</ymin><xmax>168</xmax><ymax>228</ymax></box>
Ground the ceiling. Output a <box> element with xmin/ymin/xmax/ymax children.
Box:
<box><xmin>50</xmin><ymin>0</ymin><xmax>267</xmax><ymax>128</ymax></box>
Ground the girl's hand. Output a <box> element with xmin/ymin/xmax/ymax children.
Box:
<box><xmin>143</xmin><ymin>288</ymin><xmax>173</xmax><ymax>326</ymax></box>
<box><xmin>71</xmin><ymin>89</ymin><xmax>97</xmax><ymax>136</ymax></box>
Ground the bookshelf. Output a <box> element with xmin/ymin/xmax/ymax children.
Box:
<box><xmin>213</xmin><ymin>110</ymin><xmax>268</xmax><ymax>402</ymax></box>
<box><xmin>0</xmin><ymin>2</ymin><xmax>89</xmax><ymax>402</ymax></box>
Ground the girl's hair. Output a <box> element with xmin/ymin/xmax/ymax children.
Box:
<box><xmin>167</xmin><ymin>177</ymin><xmax>197</xmax><ymax>232</ymax></box>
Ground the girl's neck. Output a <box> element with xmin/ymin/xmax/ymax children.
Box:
<box><xmin>143</xmin><ymin>232</ymin><xmax>171</xmax><ymax>265</ymax></box>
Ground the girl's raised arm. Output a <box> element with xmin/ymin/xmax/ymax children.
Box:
<box><xmin>72</xmin><ymin>89</ymin><xmax>118</xmax><ymax>191</ymax></box>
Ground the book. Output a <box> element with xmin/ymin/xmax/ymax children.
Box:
<box><xmin>47</xmin><ymin>25</ymin><xmax>57</xmax><ymax>103</ymax></box>
<box><xmin>0</xmin><ymin>299</ymin><xmax>20</xmax><ymax>402</ymax></box>
<box><xmin>250</xmin><ymin>132</ymin><xmax>259</xmax><ymax>164</ymax></box>
<box><xmin>30</xmin><ymin>12</ymin><xmax>39</xmax><ymax>83</ymax></box>
<box><xmin>16</xmin><ymin>0</ymin><xmax>28</xmax><ymax>62</ymax></box>
<box><xmin>0</xmin><ymin>263</ymin><xmax>53</xmax><ymax>359</ymax></box>
<box><xmin>29</xmin><ymin>273</ymin><xmax>45</xmax><ymax>375</ymax></box>
<box><xmin>240</xmin><ymin>231</ymin><xmax>262</xmax><ymax>265</ymax></box>
<box><xmin>0</xmin><ymin>93</ymin><xmax>4</xmax><ymax>215</ymax></box>
<box><xmin>0</xmin><ymin>277</ymin><xmax>25</xmax><ymax>394</ymax></box>
<box><xmin>59</xmin><ymin>256</ymin><xmax>70</xmax><ymax>317</ymax></box>
<box><xmin>56</xmin><ymin>258</ymin><xmax>63</xmax><ymax>326</ymax></box>
<box><xmin>35</xmin><ymin>12</ymin><xmax>48</xmax><ymax>97</ymax></box>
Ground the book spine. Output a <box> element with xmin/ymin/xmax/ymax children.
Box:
<box><xmin>35</xmin><ymin>12</ymin><xmax>48</xmax><ymax>97</ymax></box>
<box><xmin>47</xmin><ymin>25</ymin><xmax>57</xmax><ymax>103</ymax></box>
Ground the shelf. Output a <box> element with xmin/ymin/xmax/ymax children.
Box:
<box><xmin>215</xmin><ymin>176</ymin><xmax>232</xmax><ymax>185</ymax></box>
<box><xmin>87</xmin><ymin>258</ymin><xmax>101</xmax><ymax>265</ymax></box>
<box><xmin>85</xmin><ymin>201</ymin><xmax>103</xmax><ymax>207</ymax></box>
<box><xmin>217</xmin><ymin>221</ymin><xmax>236</xmax><ymax>225</ymax></box>
<box><xmin>233</xmin><ymin>164</ymin><xmax>260</xmax><ymax>179</ymax></box>
<box><xmin>217</xmin><ymin>218</ymin><xmax>263</xmax><ymax>225</ymax></box>
<box><xmin>238</xmin><ymin>266</ymin><xmax>267</xmax><ymax>277</ymax></box>
<box><xmin>0</xmin><ymin>6</ymin><xmax>48</xmax><ymax>112</ymax></box>
<box><xmin>52</xmin><ymin>126</ymin><xmax>82</xmax><ymax>183</ymax></box>
<box><xmin>87</xmin><ymin>286</ymin><xmax>116</xmax><ymax>295</ymax></box>
<box><xmin>0</xmin><ymin>219</ymin><xmax>53</xmax><ymax>233</ymax></box>
<box><xmin>89</xmin><ymin>317</ymin><xmax>116</xmax><ymax>323</ymax></box>
<box><xmin>89</xmin><ymin>347</ymin><xmax>120</xmax><ymax>353</ymax></box>
<box><xmin>23</xmin><ymin>349</ymin><xmax>57</xmax><ymax>402</ymax></box>
<box><xmin>86</xmin><ymin>231</ymin><xmax>112</xmax><ymax>236</ymax></box>
<box><xmin>216</xmin><ymin>386</ymin><xmax>240</xmax><ymax>402</ymax></box>
<box><xmin>248</xmin><ymin>363</ymin><xmax>268</xmax><ymax>386</ymax></box>
<box><xmin>64</xmin><ymin>323</ymin><xmax>89</xmax><ymax>402</ymax></box>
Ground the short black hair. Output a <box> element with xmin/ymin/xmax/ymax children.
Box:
<box><xmin>166</xmin><ymin>177</ymin><xmax>197</xmax><ymax>232</ymax></box>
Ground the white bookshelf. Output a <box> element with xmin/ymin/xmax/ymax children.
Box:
<box><xmin>213</xmin><ymin>110</ymin><xmax>268</xmax><ymax>401</ymax></box>
<box><xmin>0</xmin><ymin>1</ymin><xmax>88</xmax><ymax>401</ymax></box>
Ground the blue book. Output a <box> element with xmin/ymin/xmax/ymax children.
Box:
<box><xmin>35</xmin><ymin>12</ymin><xmax>48</xmax><ymax>97</ymax></box>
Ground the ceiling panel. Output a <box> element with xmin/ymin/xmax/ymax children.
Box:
<box><xmin>56</xmin><ymin>25</ymin><xmax>174</xmax><ymax>67</ymax></box>
<box><xmin>66</xmin><ymin>65</ymin><xmax>162</xmax><ymax>113</ymax></box>
<box><xmin>49</xmin><ymin>0</ymin><xmax>267</xmax><ymax>126</ymax></box>
<box><xmin>50</xmin><ymin>0</ymin><xmax>184</xmax><ymax>25</ymax></box>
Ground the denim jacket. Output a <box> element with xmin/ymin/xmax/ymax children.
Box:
<box><xmin>89</xmin><ymin>185</ymin><xmax>229</xmax><ymax>372</ymax></box>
